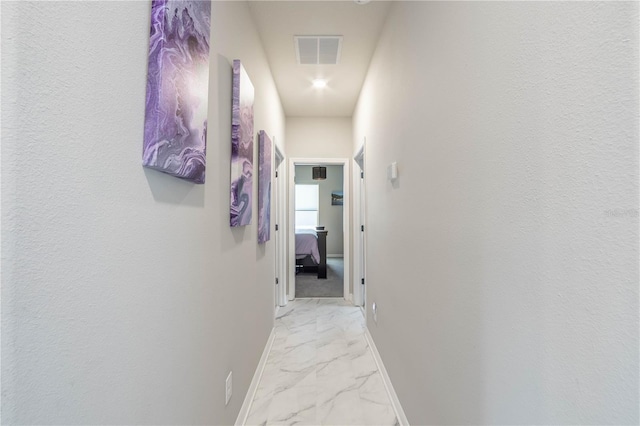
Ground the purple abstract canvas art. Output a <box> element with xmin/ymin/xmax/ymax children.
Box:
<box><xmin>142</xmin><ymin>0</ymin><xmax>211</xmax><ymax>184</ymax></box>
<box><xmin>258</xmin><ymin>131</ymin><xmax>272</xmax><ymax>243</ymax></box>
<box><xmin>230</xmin><ymin>60</ymin><xmax>255</xmax><ymax>227</ymax></box>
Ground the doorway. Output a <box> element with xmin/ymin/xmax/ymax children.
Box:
<box><xmin>294</xmin><ymin>164</ymin><xmax>343</xmax><ymax>297</ymax></box>
<box><xmin>288</xmin><ymin>158</ymin><xmax>350</xmax><ymax>300</ymax></box>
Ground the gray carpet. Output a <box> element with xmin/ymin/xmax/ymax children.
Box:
<box><xmin>295</xmin><ymin>258</ymin><xmax>344</xmax><ymax>297</ymax></box>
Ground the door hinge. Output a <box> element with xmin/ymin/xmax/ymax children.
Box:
<box><xmin>361</xmin><ymin>278</ymin><xmax>365</xmax><ymax>285</ymax></box>
<box><xmin>275</xmin><ymin>171</ymin><xmax>278</xmax><ymax>178</ymax></box>
<box><xmin>276</xmin><ymin>277</ymin><xmax>279</xmax><ymax>285</ymax></box>
<box><xmin>361</xmin><ymin>225</ymin><xmax>364</xmax><ymax>232</ymax></box>
<box><xmin>361</xmin><ymin>171</ymin><xmax>364</xmax><ymax>178</ymax></box>
<box><xmin>275</xmin><ymin>224</ymin><xmax>279</xmax><ymax>231</ymax></box>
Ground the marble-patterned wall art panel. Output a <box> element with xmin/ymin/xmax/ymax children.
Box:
<box><xmin>230</xmin><ymin>60</ymin><xmax>255</xmax><ymax>227</ymax></box>
<box><xmin>258</xmin><ymin>131</ymin><xmax>272</xmax><ymax>243</ymax></box>
<box><xmin>142</xmin><ymin>0</ymin><xmax>211</xmax><ymax>184</ymax></box>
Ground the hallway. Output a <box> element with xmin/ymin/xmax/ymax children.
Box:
<box><xmin>245</xmin><ymin>299</ymin><xmax>397</xmax><ymax>425</ymax></box>
<box><xmin>2</xmin><ymin>0</ymin><xmax>638</xmax><ymax>424</ymax></box>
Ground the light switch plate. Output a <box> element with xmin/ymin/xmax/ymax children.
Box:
<box><xmin>387</xmin><ymin>162</ymin><xmax>398</xmax><ymax>180</ymax></box>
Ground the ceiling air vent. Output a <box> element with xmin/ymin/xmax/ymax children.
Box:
<box><xmin>294</xmin><ymin>36</ymin><xmax>343</xmax><ymax>65</ymax></box>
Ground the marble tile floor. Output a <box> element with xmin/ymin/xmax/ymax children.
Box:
<box><xmin>245</xmin><ymin>298</ymin><xmax>398</xmax><ymax>426</ymax></box>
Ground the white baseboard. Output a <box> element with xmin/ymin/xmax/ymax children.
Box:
<box><xmin>364</xmin><ymin>328</ymin><xmax>410</xmax><ymax>426</ymax></box>
<box><xmin>327</xmin><ymin>254</ymin><xmax>344</xmax><ymax>258</ymax></box>
<box><xmin>235</xmin><ymin>328</ymin><xmax>276</xmax><ymax>426</ymax></box>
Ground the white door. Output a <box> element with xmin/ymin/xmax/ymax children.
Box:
<box><xmin>354</xmin><ymin>142</ymin><xmax>366</xmax><ymax>307</ymax></box>
<box><xmin>275</xmin><ymin>165</ymin><xmax>280</xmax><ymax>309</ymax></box>
<box><xmin>274</xmin><ymin>144</ymin><xmax>286</xmax><ymax>307</ymax></box>
<box><xmin>358</xmin><ymin>170</ymin><xmax>366</xmax><ymax>307</ymax></box>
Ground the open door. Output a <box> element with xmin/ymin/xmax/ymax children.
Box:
<box><xmin>354</xmin><ymin>141</ymin><xmax>366</xmax><ymax>308</ymax></box>
<box><xmin>274</xmin><ymin>143</ymin><xmax>286</xmax><ymax>308</ymax></box>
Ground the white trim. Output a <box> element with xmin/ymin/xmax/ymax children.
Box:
<box><xmin>235</xmin><ymin>328</ymin><xmax>276</xmax><ymax>426</ymax></box>
<box><xmin>364</xmin><ymin>328</ymin><xmax>410</xmax><ymax>426</ymax></box>
<box><xmin>288</xmin><ymin>158</ymin><xmax>351</xmax><ymax>301</ymax></box>
<box><xmin>327</xmin><ymin>254</ymin><xmax>343</xmax><ymax>258</ymax></box>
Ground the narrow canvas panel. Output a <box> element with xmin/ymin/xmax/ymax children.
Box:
<box><xmin>230</xmin><ymin>60</ymin><xmax>255</xmax><ymax>227</ymax></box>
<box><xmin>258</xmin><ymin>131</ymin><xmax>272</xmax><ymax>243</ymax></box>
<box><xmin>142</xmin><ymin>0</ymin><xmax>211</xmax><ymax>184</ymax></box>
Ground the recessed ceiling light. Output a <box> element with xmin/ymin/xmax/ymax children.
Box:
<box><xmin>354</xmin><ymin>0</ymin><xmax>371</xmax><ymax>4</ymax></box>
<box><xmin>312</xmin><ymin>79</ymin><xmax>327</xmax><ymax>89</ymax></box>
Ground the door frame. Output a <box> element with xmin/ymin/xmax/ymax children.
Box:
<box><xmin>288</xmin><ymin>157</ymin><xmax>351</xmax><ymax>301</ymax></box>
<box><xmin>274</xmin><ymin>143</ymin><xmax>287</xmax><ymax>309</ymax></box>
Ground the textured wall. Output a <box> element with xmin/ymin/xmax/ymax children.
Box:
<box><xmin>1</xmin><ymin>1</ymin><xmax>284</xmax><ymax>424</ymax></box>
<box><xmin>354</xmin><ymin>2</ymin><xmax>639</xmax><ymax>424</ymax></box>
<box><xmin>295</xmin><ymin>165</ymin><xmax>345</xmax><ymax>256</ymax></box>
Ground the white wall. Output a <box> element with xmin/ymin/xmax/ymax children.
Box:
<box><xmin>354</xmin><ymin>2</ymin><xmax>639</xmax><ymax>425</ymax></box>
<box><xmin>285</xmin><ymin>117</ymin><xmax>353</xmax><ymax>158</ymax></box>
<box><xmin>295</xmin><ymin>165</ymin><xmax>344</xmax><ymax>256</ymax></box>
<box><xmin>1</xmin><ymin>1</ymin><xmax>284</xmax><ymax>424</ymax></box>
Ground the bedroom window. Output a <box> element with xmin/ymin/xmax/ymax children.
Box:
<box><xmin>295</xmin><ymin>184</ymin><xmax>319</xmax><ymax>230</ymax></box>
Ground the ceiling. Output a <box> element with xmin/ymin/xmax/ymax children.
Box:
<box><xmin>248</xmin><ymin>1</ymin><xmax>392</xmax><ymax>117</ymax></box>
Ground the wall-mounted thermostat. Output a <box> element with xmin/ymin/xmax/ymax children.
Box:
<box><xmin>387</xmin><ymin>162</ymin><xmax>398</xmax><ymax>181</ymax></box>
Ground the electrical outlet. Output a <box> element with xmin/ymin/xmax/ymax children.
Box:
<box><xmin>225</xmin><ymin>371</ymin><xmax>232</xmax><ymax>406</ymax></box>
<box><xmin>372</xmin><ymin>302</ymin><xmax>378</xmax><ymax>324</ymax></box>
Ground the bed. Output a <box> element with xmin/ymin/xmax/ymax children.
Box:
<box><xmin>295</xmin><ymin>228</ymin><xmax>328</xmax><ymax>279</ymax></box>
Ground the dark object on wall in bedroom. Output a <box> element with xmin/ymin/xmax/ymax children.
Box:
<box><xmin>331</xmin><ymin>191</ymin><xmax>343</xmax><ymax>206</ymax></box>
<box><xmin>312</xmin><ymin>166</ymin><xmax>327</xmax><ymax>180</ymax></box>
<box><xmin>142</xmin><ymin>0</ymin><xmax>211</xmax><ymax>184</ymax></box>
